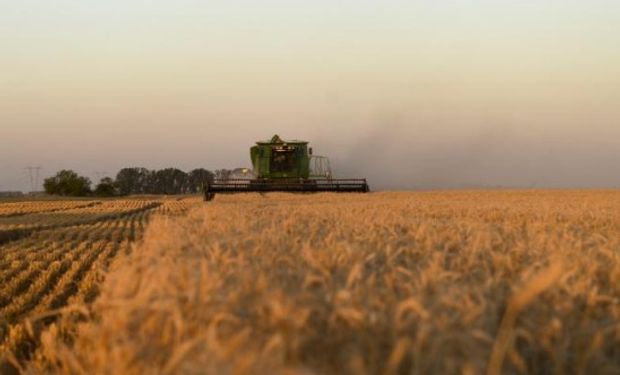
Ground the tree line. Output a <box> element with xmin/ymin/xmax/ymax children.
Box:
<box><xmin>43</xmin><ymin>168</ymin><xmax>218</xmax><ymax>197</ymax></box>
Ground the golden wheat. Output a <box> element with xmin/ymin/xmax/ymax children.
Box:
<box><xmin>0</xmin><ymin>201</ymin><xmax>102</xmax><ymax>218</ymax></box>
<box><xmin>9</xmin><ymin>190</ymin><xmax>618</xmax><ymax>375</ymax></box>
<box><xmin>0</xmin><ymin>197</ymin><xmax>201</xmax><ymax>367</ymax></box>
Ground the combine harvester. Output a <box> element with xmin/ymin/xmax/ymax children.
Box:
<box><xmin>204</xmin><ymin>135</ymin><xmax>369</xmax><ymax>201</ymax></box>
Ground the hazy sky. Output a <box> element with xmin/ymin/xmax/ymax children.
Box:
<box><xmin>2</xmin><ymin>1</ymin><xmax>619</xmax><ymax>191</ymax></box>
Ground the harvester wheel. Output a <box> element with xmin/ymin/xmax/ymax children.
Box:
<box><xmin>203</xmin><ymin>183</ymin><xmax>215</xmax><ymax>202</ymax></box>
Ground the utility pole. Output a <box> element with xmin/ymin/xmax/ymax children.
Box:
<box><xmin>25</xmin><ymin>166</ymin><xmax>42</xmax><ymax>193</ymax></box>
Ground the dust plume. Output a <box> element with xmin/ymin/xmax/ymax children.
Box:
<box><xmin>326</xmin><ymin>122</ymin><xmax>620</xmax><ymax>190</ymax></box>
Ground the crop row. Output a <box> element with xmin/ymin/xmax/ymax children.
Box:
<box><xmin>0</xmin><ymin>201</ymin><xmax>103</xmax><ymax>218</ymax></box>
<box><xmin>0</xmin><ymin>200</ymin><xmax>162</xmax><ymax>247</ymax></box>
<box><xmin>0</xmin><ymin>198</ymin><xmax>194</xmax><ymax>362</ymax></box>
<box><xmin>0</xmin><ymin>199</ymin><xmax>159</xmax><ymax>230</ymax></box>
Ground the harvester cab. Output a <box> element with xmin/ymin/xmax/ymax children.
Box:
<box><xmin>204</xmin><ymin>135</ymin><xmax>369</xmax><ymax>201</ymax></box>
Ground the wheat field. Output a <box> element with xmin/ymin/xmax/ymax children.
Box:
<box><xmin>1</xmin><ymin>191</ymin><xmax>619</xmax><ymax>374</ymax></box>
<box><xmin>0</xmin><ymin>197</ymin><xmax>197</xmax><ymax>372</ymax></box>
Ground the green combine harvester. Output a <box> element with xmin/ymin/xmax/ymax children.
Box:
<box><xmin>204</xmin><ymin>135</ymin><xmax>369</xmax><ymax>201</ymax></box>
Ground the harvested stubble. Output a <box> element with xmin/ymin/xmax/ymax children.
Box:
<box><xmin>0</xmin><ymin>197</ymin><xmax>202</xmax><ymax>371</ymax></box>
<box><xmin>19</xmin><ymin>191</ymin><xmax>620</xmax><ymax>374</ymax></box>
<box><xmin>0</xmin><ymin>201</ymin><xmax>102</xmax><ymax>218</ymax></box>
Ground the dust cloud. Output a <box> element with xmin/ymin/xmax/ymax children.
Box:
<box><xmin>325</xmin><ymin>125</ymin><xmax>620</xmax><ymax>191</ymax></box>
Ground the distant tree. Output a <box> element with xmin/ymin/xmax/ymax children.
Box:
<box><xmin>115</xmin><ymin>168</ymin><xmax>139</xmax><ymax>195</ymax></box>
<box><xmin>149</xmin><ymin>168</ymin><xmax>188</xmax><ymax>195</ymax></box>
<box><xmin>115</xmin><ymin>167</ymin><xmax>212</xmax><ymax>195</ymax></box>
<box><xmin>115</xmin><ymin>167</ymin><xmax>150</xmax><ymax>195</ymax></box>
<box><xmin>144</xmin><ymin>171</ymin><xmax>158</xmax><ymax>194</ymax></box>
<box><xmin>188</xmin><ymin>168</ymin><xmax>214</xmax><ymax>193</ymax></box>
<box><xmin>43</xmin><ymin>170</ymin><xmax>91</xmax><ymax>196</ymax></box>
<box><xmin>94</xmin><ymin>177</ymin><xmax>116</xmax><ymax>197</ymax></box>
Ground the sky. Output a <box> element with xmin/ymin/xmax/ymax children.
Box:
<box><xmin>1</xmin><ymin>0</ymin><xmax>619</xmax><ymax>191</ymax></box>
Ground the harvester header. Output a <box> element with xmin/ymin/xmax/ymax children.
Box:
<box><xmin>204</xmin><ymin>135</ymin><xmax>369</xmax><ymax>201</ymax></box>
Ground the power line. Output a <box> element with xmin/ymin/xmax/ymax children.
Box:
<box><xmin>24</xmin><ymin>166</ymin><xmax>42</xmax><ymax>192</ymax></box>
